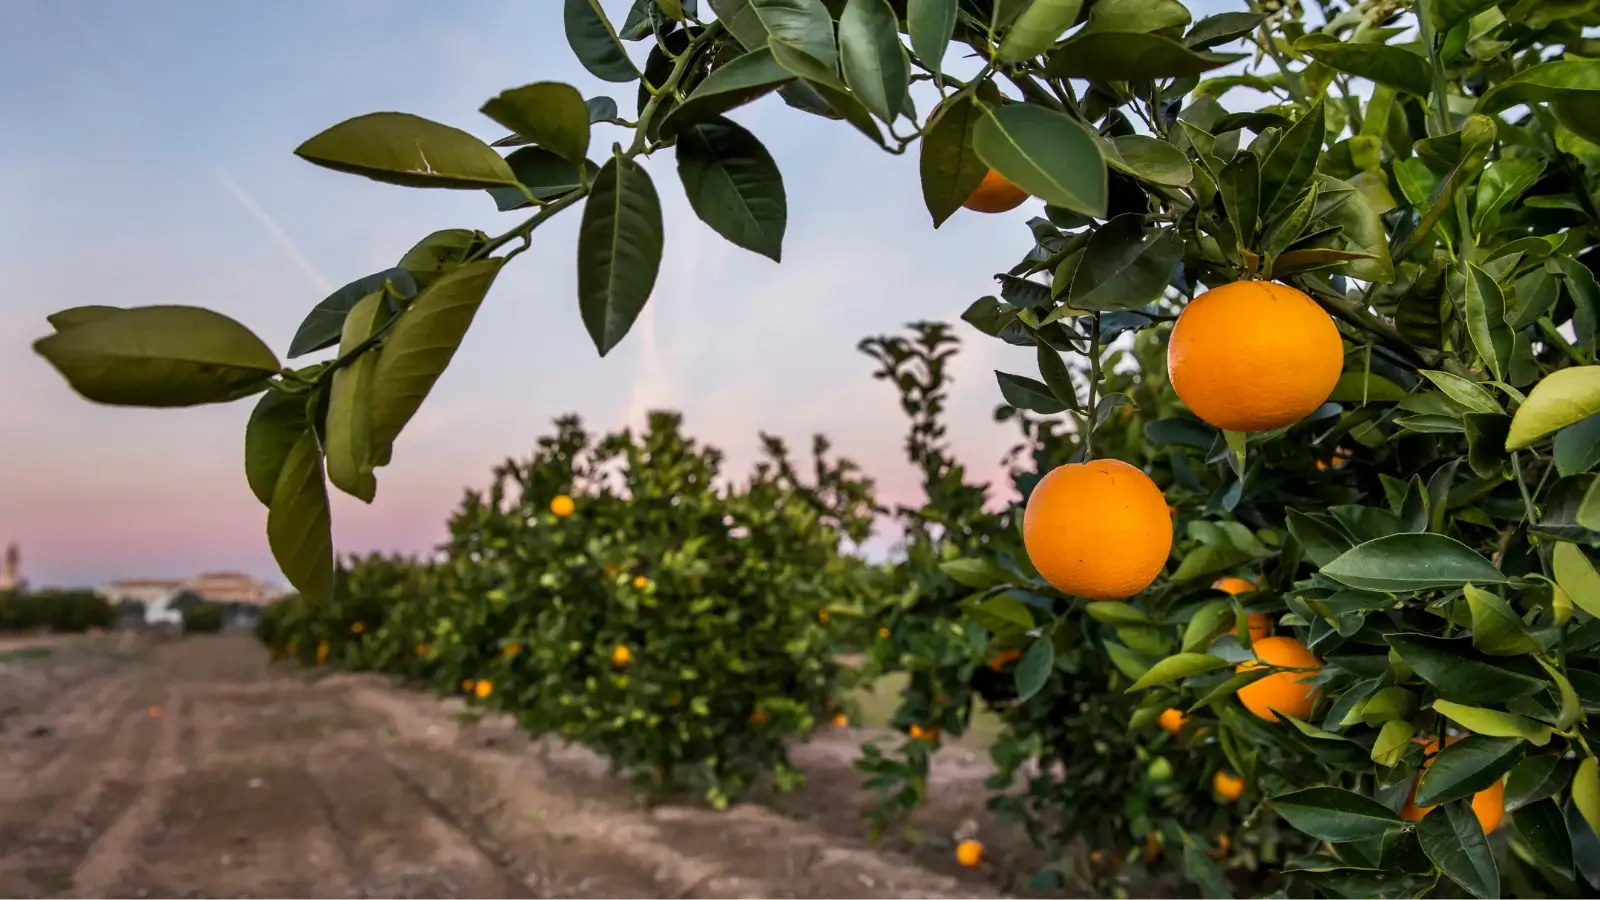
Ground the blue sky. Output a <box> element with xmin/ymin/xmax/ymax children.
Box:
<box><xmin>1</xmin><ymin>0</ymin><xmax>1243</xmax><ymax>588</ymax></box>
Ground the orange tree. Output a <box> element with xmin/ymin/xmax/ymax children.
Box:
<box><xmin>28</xmin><ymin>0</ymin><xmax>1600</xmax><ymax>894</ymax></box>
<box><xmin>857</xmin><ymin>319</ymin><xmax>1300</xmax><ymax>894</ymax></box>
<box><xmin>438</xmin><ymin>409</ymin><xmax>877</xmax><ymax>806</ymax></box>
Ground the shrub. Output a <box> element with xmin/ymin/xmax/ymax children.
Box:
<box><xmin>0</xmin><ymin>589</ymin><xmax>116</xmax><ymax>633</ymax></box>
<box><xmin>182</xmin><ymin>601</ymin><xmax>225</xmax><ymax>634</ymax></box>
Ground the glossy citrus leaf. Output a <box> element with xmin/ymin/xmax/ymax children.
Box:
<box><xmin>1015</xmin><ymin>636</ymin><xmax>1054</xmax><ymax>702</ymax></box>
<box><xmin>577</xmin><ymin>154</ymin><xmax>665</xmax><ymax>356</ymax></box>
<box><xmin>1320</xmin><ymin>533</ymin><xmax>1507</xmax><ymax>592</ymax></box>
<box><xmin>267</xmin><ymin>431</ymin><xmax>335</xmax><ymax>606</ymax></box>
<box><xmin>1046</xmin><ymin>31</ymin><xmax>1245</xmax><ymax>81</ymax></box>
<box><xmin>325</xmin><ymin>292</ymin><xmax>388</xmax><ymax>503</ymax></box>
<box><xmin>34</xmin><ymin>306</ymin><xmax>279</xmax><ymax>408</ymax></box>
<box><xmin>838</xmin><ymin>0</ymin><xmax>907</xmax><ymax>124</ymax></box>
<box><xmin>751</xmin><ymin>0</ymin><xmax>838</xmax><ymax>72</ymax></box>
<box><xmin>1462</xmin><ymin>584</ymin><xmax>1538</xmax><ymax>656</ymax></box>
<box><xmin>1431</xmin><ymin>700</ymin><xmax>1553</xmax><ymax>746</ymax></box>
<box><xmin>244</xmin><ymin>389</ymin><xmax>311</xmax><ymax>508</ymax></box>
<box><xmin>998</xmin><ymin>0</ymin><xmax>1084</xmax><ymax>63</ymax></box>
<box><xmin>675</xmin><ymin>117</ymin><xmax>787</xmax><ymax>262</ymax></box>
<box><xmin>294</xmin><ymin>112</ymin><xmax>519</xmax><ymax>189</ymax></box>
<box><xmin>1553</xmin><ymin>542</ymin><xmax>1600</xmax><ymax>619</ymax></box>
<box><xmin>1294</xmin><ymin>36</ymin><xmax>1431</xmax><ymax>97</ymax></box>
<box><xmin>368</xmin><ymin>258</ymin><xmax>506</xmax><ymax>451</ymax></box>
<box><xmin>46</xmin><ymin>306</ymin><xmax>123</xmax><ymax>331</ymax></box>
<box><xmin>1513</xmin><ymin>798</ymin><xmax>1574</xmax><ymax>877</ymax></box>
<box><xmin>288</xmin><ymin>268</ymin><xmax>417</xmax><ymax>358</ymax></box>
<box><xmin>1504</xmin><ymin>754</ymin><xmax>1573</xmax><ymax>813</ymax></box>
<box><xmin>906</xmin><ymin>0</ymin><xmax>957</xmax><ymax>78</ymax></box>
<box><xmin>1417</xmin><ymin>800</ymin><xmax>1499</xmax><ymax>899</ymax></box>
<box><xmin>1125</xmin><ymin>653</ymin><xmax>1228</xmax><ymax>692</ymax></box>
<box><xmin>1507</xmin><ymin>366</ymin><xmax>1600</xmax><ymax>449</ymax></box>
<box><xmin>564</xmin><ymin>0</ymin><xmax>641</xmax><ymax>83</ymax></box>
<box><xmin>660</xmin><ymin>48</ymin><xmax>793</xmax><ymax>134</ymax></box>
<box><xmin>479</xmin><ymin>81</ymin><xmax>592</xmax><ymax>164</ymax></box>
<box><xmin>1066</xmin><ymin>214</ymin><xmax>1183</xmax><ymax>312</ymax></box>
<box><xmin>919</xmin><ymin>94</ymin><xmax>988</xmax><ymax>227</ymax></box>
<box><xmin>1414</xmin><ymin>735</ymin><xmax>1523</xmax><ymax>807</ymax></box>
<box><xmin>1385</xmin><ymin>634</ymin><xmax>1547</xmax><ymax>705</ymax></box>
<box><xmin>1270</xmin><ymin>787</ymin><xmax>1403</xmax><ymax>842</ymax></box>
<box><xmin>973</xmin><ymin>103</ymin><xmax>1107</xmax><ymax>217</ymax></box>
<box><xmin>397</xmin><ymin>229</ymin><xmax>482</xmax><ymax>290</ymax></box>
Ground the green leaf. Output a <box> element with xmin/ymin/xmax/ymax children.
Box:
<box><xmin>396</xmin><ymin>230</ymin><xmax>481</xmax><ymax>290</ymax></box>
<box><xmin>1035</xmin><ymin>340</ymin><xmax>1080</xmax><ymax>410</ymax></box>
<box><xmin>479</xmin><ymin>81</ymin><xmax>591</xmax><ymax>165</ymax></box>
<box><xmin>1504</xmin><ymin>754</ymin><xmax>1574</xmax><ymax>813</ymax></box>
<box><xmin>33</xmin><ymin>306</ymin><xmax>279</xmax><ymax>408</ymax></box>
<box><xmin>1372</xmin><ymin>719</ymin><xmax>1416</xmax><ymax>767</ymax></box>
<box><xmin>1104</xmin><ymin>640</ymin><xmax>1151</xmax><ymax>681</ymax></box>
<box><xmin>1185</xmin><ymin>12</ymin><xmax>1263</xmax><ymax>50</ymax></box>
<box><xmin>1125</xmin><ymin>653</ymin><xmax>1228</xmax><ymax>692</ymax></box>
<box><xmin>288</xmin><ymin>268</ymin><xmax>417</xmax><ymax>358</ymax></box>
<box><xmin>1414</xmin><ymin>735</ymin><xmax>1524</xmax><ymax>808</ymax></box>
<box><xmin>1506</xmin><ymin>366</ymin><xmax>1600</xmax><ymax>450</ymax></box>
<box><xmin>367</xmin><ymin>259</ymin><xmax>506</xmax><ymax>452</ymax></box>
<box><xmin>1189</xmin><ymin>666</ymin><xmax>1274</xmax><ymax>711</ymax></box>
<box><xmin>1286</xmin><ymin>509</ymin><xmax>1354</xmax><ymax>567</ymax></box>
<box><xmin>1066</xmin><ymin>214</ymin><xmax>1182</xmax><ymax>312</ymax></box>
<box><xmin>675</xmin><ymin>117</ymin><xmax>787</xmax><ymax>262</ymax></box>
<box><xmin>294</xmin><ymin>112</ymin><xmax>520</xmax><ymax>189</ymax></box>
<box><xmin>1015</xmin><ymin>636</ymin><xmax>1054</xmax><ymax>702</ymax></box>
<box><xmin>1084</xmin><ymin>601</ymin><xmax>1152</xmax><ymax>626</ymax></box>
<box><xmin>1182</xmin><ymin>600</ymin><xmax>1235</xmax><ymax>653</ymax></box>
<box><xmin>708</xmin><ymin>0</ymin><xmax>770</xmax><ymax>50</ymax></box>
<box><xmin>1573</xmin><ymin>757</ymin><xmax>1600</xmax><ymax>839</ymax></box>
<box><xmin>244</xmin><ymin>390</ymin><xmax>310</xmax><ymax>508</ymax></box>
<box><xmin>324</xmin><ymin>292</ymin><xmax>387</xmax><ymax>503</ymax></box>
<box><xmin>1460</xmin><ymin>262</ymin><xmax>1513</xmax><ymax>383</ymax></box>
<box><xmin>1473</xmin><ymin>157</ymin><xmax>1546</xmax><ymax>231</ymax></box>
<box><xmin>1386</xmin><ymin>634</ymin><xmax>1548</xmax><ymax>705</ymax></box>
<box><xmin>564</xmin><ymin>0</ymin><xmax>641</xmax><ymax>83</ymax></box>
<box><xmin>997</xmin><ymin>370</ymin><xmax>1069</xmax><ymax>414</ymax></box>
<box><xmin>47</xmin><ymin>306</ymin><xmax>123</xmax><ymax>330</ymax></box>
<box><xmin>973</xmin><ymin>102</ymin><xmax>1106</xmax><ymax>217</ymax></box>
<box><xmin>919</xmin><ymin>94</ymin><xmax>988</xmax><ymax>227</ymax></box>
<box><xmin>906</xmin><ymin>0</ymin><xmax>958</xmax><ymax>78</ymax></box>
<box><xmin>1418</xmin><ymin>800</ymin><xmax>1500</xmax><ymax>899</ymax></box>
<box><xmin>1477</xmin><ymin>58</ymin><xmax>1600</xmax><ymax>113</ymax></box>
<box><xmin>578</xmin><ymin>154</ymin><xmax>665</xmax><ymax>356</ymax></box>
<box><xmin>941</xmin><ymin>558</ymin><xmax>1008</xmax><ymax>589</ymax></box>
<box><xmin>1295</xmin><ymin>37</ymin><xmax>1432</xmax><ymax>97</ymax></box>
<box><xmin>1432</xmin><ymin>700</ymin><xmax>1553</xmax><ymax>746</ymax></box>
<box><xmin>491</xmin><ymin>147</ymin><xmax>598</xmax><ymax>211</ymax></box>
<box><xmin>1463</xmin><ymin>584</ymin><xmax>1538</xmax><ymax>656</ymax></box>
<box><xmin>266</xmin><ymin>431</ymin><xmax>335</xmax><ymax>606</ymax></box>
<box><xmin>661</xmin><ymin>48</ymin><xmax>793</xmax><ymax>134</ymax></box>
<box><xmin>1270</xmin><ymin>787</ymin><xmax>1403</xmax><ymax>842</ymax></box>
<box><xmin>1320</xmin><ymin>533</ymin><xmax>1507</xmax><ymax>592</ymax></box>
<box><xmin>766</xmin><ymin>42</ymin><xmax>885</xmax><ymax>146</ymax></box>
<box><xmin>1419</xmin><ymin>370</ymin><xmax>1502</xmax><ymax>416</ymax></box>
<box><xmin>1101</xmin><ymin>134</ymin><xmax>1194</xmax><ymax>187</ymax></box>
<box><xmin>1258</xmin><ymin>100</ymin><xmax>1325</xmax><ymax>217</ymax></box>
<box><xmin>998</xmin><ymin>0</ymin><xmax>1084</xmax><ymax>62</ymax></box>
<box><xmin>1515</xmin><ymin>798</ymin><xmax>1574</xmax><ymax>876</ymax></box>
<box><xmin>1085</xmin><ymin>0</ymin><xmax>1190</xmax><ymax>32</ymax></box>
<box><xmin>1555</xmin><ymin>413</ymin><xmax>1600</xmax><ymax>476</ymax></box>
<box><xmin>962</xmin><ymin>592</ymin><xmax>1035</xmax><ymax>632</ymax></box>
<box><xmin>838</xmin><ymin>0</ymin><xmax>908</xmax><ymax>123</ymax></box>
<box><xmin>1553</xmin><ymin>542</ymin><xmax>1600</xmax><ymax>619</ymax></box>
<box><xmin>1318</xmin><ymin>174</ymin><xmax>1395</xmax><ymax>283</ymax></box>
<box><xmin>1046</xmin><ymin>31</ymin><xmax>1245</xmax><ymax>81</ymax></box>
<box><xmin>751</xmin><ymin>0</ymin><xmax>838</xmax><ymax>72</ymax></box>
<box><xmin>1535</xmin><ymin>657</ymin><xmax>1582</xmax><ymax>731</ymax></box>
<box><xmin>1220</xmin><ymin>150</ymin><xmax>1260</xmax><ymax>245</ymax></box>
<box><xmin>1329</xmin><ymin>370</ymin><xmax>1409</xmax><ymax>403</ymax></box>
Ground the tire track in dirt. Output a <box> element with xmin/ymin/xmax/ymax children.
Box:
<box><xmin>350</xmin><ymin>685</ymin><xmax>995</xmax><ymax>899</ymax></box>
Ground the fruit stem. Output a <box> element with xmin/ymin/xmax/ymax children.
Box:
<box><xmin>1085</xmin><ymin>313</ymin><xmax>1102</xmax><ymax>462</ymax></box>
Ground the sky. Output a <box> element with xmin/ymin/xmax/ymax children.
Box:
<box><xmin>1</xmin><ymin>0</ymin><xmax>1244</xmax><ymax>589</ymax></box>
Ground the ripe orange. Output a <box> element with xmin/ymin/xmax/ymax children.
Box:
<box><xmin>1236</xmin><ymin>636</ymin><xmax>1322</xmax><ymax>722</ymax></box>
<box><xmin>633</xmin><ymin>575</ymin><xmax>650</xmax><ymax>590</ymax></box>
<box><xmin>1212</xmin><ymin>576</ymin><xmax>1255</xmax><ymax>596</ymax></box>
<box><xmin>989</xmin><ymin>648</ymin><xmax>1023</xmax><ymax>671</ymax></box>
<box><xmin>750</xmin><ymin>709</ymin><xmax>767</xmax><ymax>725</ymax></box>
<box><xmin>611</xmin><ymin>644</ymin><xmax>632</xmax><ymax>667</ymax></box>
<box><xmin>350</xmin><ymin>621</ymin><xmax>365</xmax><ymax>634</ymax></box>
<box><xmin>316</xmin><ymin>641</ymin><xmax>329</xmax><ymax>664</ymax></box>
<box><xmin>1400</xmin><ymin>736</ymin><xmax>1506</xmax><ymax>833</ymax></box>
<box><xmin>550</xmin><ymin>494</ymin><xmax>575</xmax><ymax>517</ymax></box>
<box><xmin>963</xmin><ymin>169</ymin><xmax>1029</xmax><ymax>213</ymax></box>
<box><xmin>461</xmin><ymin>678</ymin><xmax>474</xmax><ymax>692</ymax></box>
<box><xmin>474</xmin><ymin>680</ymin><xmax>493</xmax><ymax>699</ymax></box>
<box><xmin>955</xmin><ymin>839</ymin><xmax>984</xmax><ymax>867</ymax></box>
<box><xmin>416</xmin><ymin>643</ymin><xmax>430</xmax><ymax>656</ymax></box>
<box><xmin>504</xmin><ymin>642</ymin><xmax>523</xmax><ymax>657</ymax></box>
<box><xmin>1167</xmin><ymin>281</ymin><xmax>1344</xmax><ymax>432</ymax></box>
<box><xmin>1213</xmin><ymin>770</ymin><xmax>1246</xmax><ymax>802</ymax></box>
<box><xmin>818</xmin><ymin>610</ymin><xmax>829</xmax><ymax>624</ymax></box>
<box><xmin>833</xmin><ymin>713</ymin><xmax>849</xmax><ymax>727</ymax></box>
<box><xmin>879</xmin><ymin>627</ymin><xmax>891</xmax><ymax>640</ymax></box>
<box><xmin>1211</xmin><ymin>833</ymin><xmax>1232</xmax><ymax>860</ymax></box>
<box><xmin>1158</xmin><ymin>708</ymin><xmax>1188</xmax><ymax>735</ymax></box>
<box><xmin>1023</xmin><ymin>459</ymin><xmax>1172</xmax><ymax>600</ymax></box>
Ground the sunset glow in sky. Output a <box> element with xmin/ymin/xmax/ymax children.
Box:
<box><xmin>1</xmin><ymin>0</ymin><xmax>1239</xmax><ymax>589</ymax></box>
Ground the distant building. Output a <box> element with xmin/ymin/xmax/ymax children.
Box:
<box><xmin>0</xmin><ymin>542</ymin><xmax>27</xmax><ymax>593</ymax></box>
<box><xmin>98</xmin><ymin>571</ymin><xmax>283</xmax><ymax>626</ymax></box>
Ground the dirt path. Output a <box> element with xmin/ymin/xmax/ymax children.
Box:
<box><xmin>0</xmin><ymin>636</ymin><xmax>1005</xmax><ymax>899</ymax></box>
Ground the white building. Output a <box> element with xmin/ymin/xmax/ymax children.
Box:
<box><xmin>98</xmin><ymin>572</ymin><xmax>283</xmax><ymax>626</ymax></box>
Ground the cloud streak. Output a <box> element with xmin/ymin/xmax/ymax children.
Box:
<box><xmin>211</xmin><ymin>166</ymin><xmax>334</xmax><ymax>294</ymax></box>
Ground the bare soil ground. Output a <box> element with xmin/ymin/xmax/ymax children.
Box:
<box><xmin>0</xmin><ymin>634</ymin><xmax>1025</xmax><ymax>899</ymax></box>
